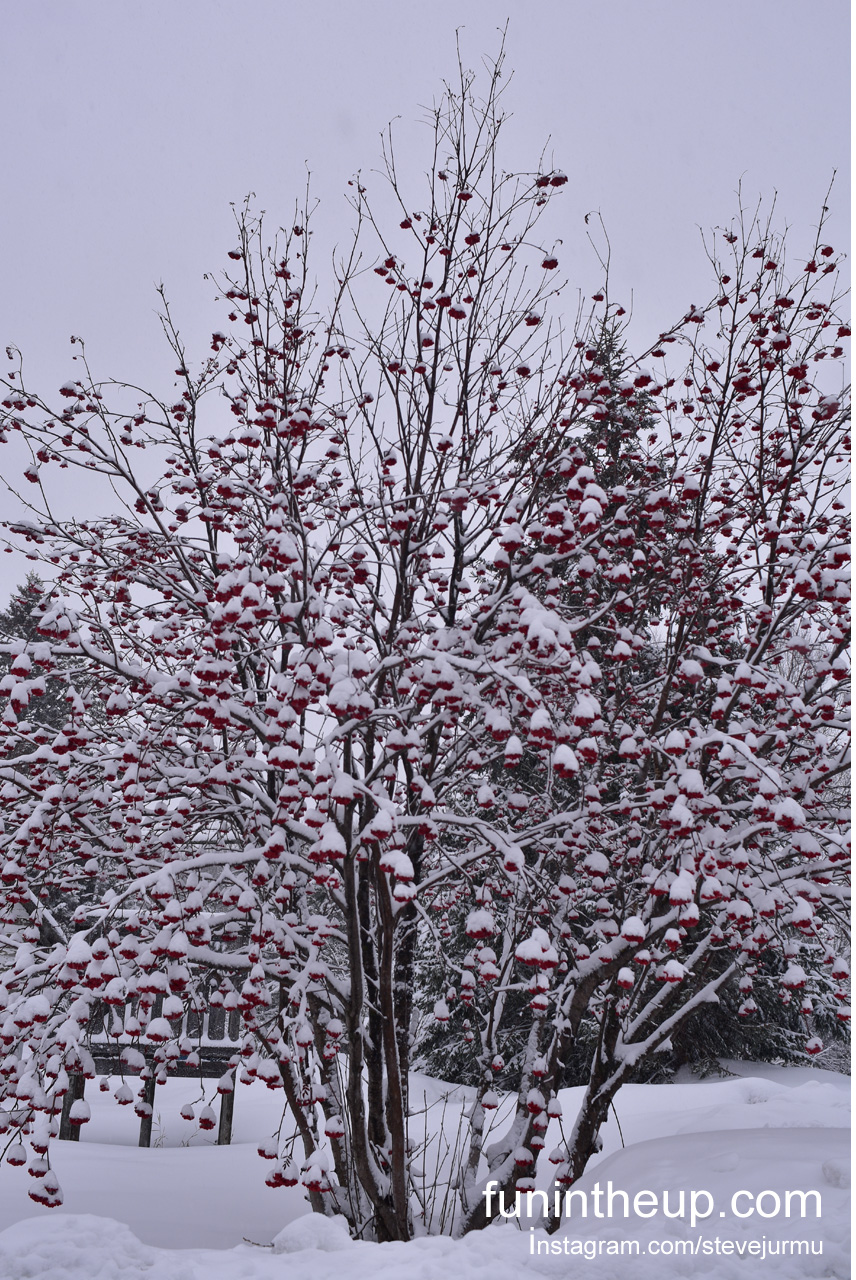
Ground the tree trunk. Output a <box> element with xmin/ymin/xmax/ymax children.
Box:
<box><xmin>547</xmin><ymin>1011</ymin><xmax>623</xmax><ymax>1233</ymax></box>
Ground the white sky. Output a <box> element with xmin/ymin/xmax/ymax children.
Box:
<box><xmin>0</xmin><ymin>0</ymin><xmax>849</xmax><ymax>595</ymax></box>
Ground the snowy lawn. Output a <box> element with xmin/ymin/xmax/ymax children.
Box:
<box><xmin>0</xmin><ymin>1062</ymin><xmax>848</xmax><ymax>1278</ymax></box>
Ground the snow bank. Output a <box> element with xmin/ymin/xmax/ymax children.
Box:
<box><xmin>0</xmin><ymin>1065</ymin><xmax>848</xmax><ymax>1278</ymax></box>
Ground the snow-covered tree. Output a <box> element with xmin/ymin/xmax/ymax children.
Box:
<box><xmin>0</xmin><ymin>59</ymin><xmax>849</xmax><ymax>1237</ymax></box>
<box><xmin>0</xmin><ymin>577</ymin><xmax>70</xmax><ymax>742</ymax></box>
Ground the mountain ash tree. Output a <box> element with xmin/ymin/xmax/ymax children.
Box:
<box><xmin>0</xmin><ymin>59</ymin><xmax>849</xmax><ymax>1238</ymax></box>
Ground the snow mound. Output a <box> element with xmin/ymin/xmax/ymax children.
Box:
<box><xmin>272</xmin><ymin>1212</ymin><xmax>355</xmax><ymax>1253</ymax></box>
<box><xmin>0</xmin><ymin>1214</ymin><xmax>173</xmax><ymax>1280</ymax></box>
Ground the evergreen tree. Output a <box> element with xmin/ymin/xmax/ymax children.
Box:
<box><xmin>0</xmin><ymin>575</ymin><xmax>69</xmax><ymax>739</ymax></box>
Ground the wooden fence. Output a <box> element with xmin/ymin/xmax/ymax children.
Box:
<box><xmin>59</xmin><ymin>1003</ymin><xmax>244</xmax><ymax>1148</ymax></box>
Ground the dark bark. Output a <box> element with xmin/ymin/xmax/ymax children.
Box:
<box><xmin>342</xmin><ymin>856</ymin><xmax>401</xmax><ymax>1242</ymax></box>
<box><xmin>377</xmin><ymin>875</ymin><xmax>411</xmax><ymax>1241</ymax></box>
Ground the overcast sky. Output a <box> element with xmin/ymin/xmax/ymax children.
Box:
<box><xmin>0</xmin><ymin>0</ymin><xmax>849</xmax><ymax>594</ymax></box>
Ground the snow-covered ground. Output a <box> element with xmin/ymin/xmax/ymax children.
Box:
<box><xmin>0</xmin><ymin>1062</ymin><xmax>849</xmax><ymax>1278</ymax></box>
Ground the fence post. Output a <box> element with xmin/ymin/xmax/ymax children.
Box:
<box><xmin>59</xmin><ymin>1073</ymin><xmax>85</xmax><ymax>1141</ymax></box>
<box><xmin>137</xmin><ymin>1069</ymin><xmax>157</xmax><ymax>1147</ymax></box>
<box><xmin>217</xmin><ymin>1082</ymin><xmax>235</xmax><ymax>1146</ymax></box>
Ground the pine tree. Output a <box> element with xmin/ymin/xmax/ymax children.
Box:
<box><xmin>0</xmin><ymin>575</ymin><xmax>69</xmax><ymax>739</ymax></box>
